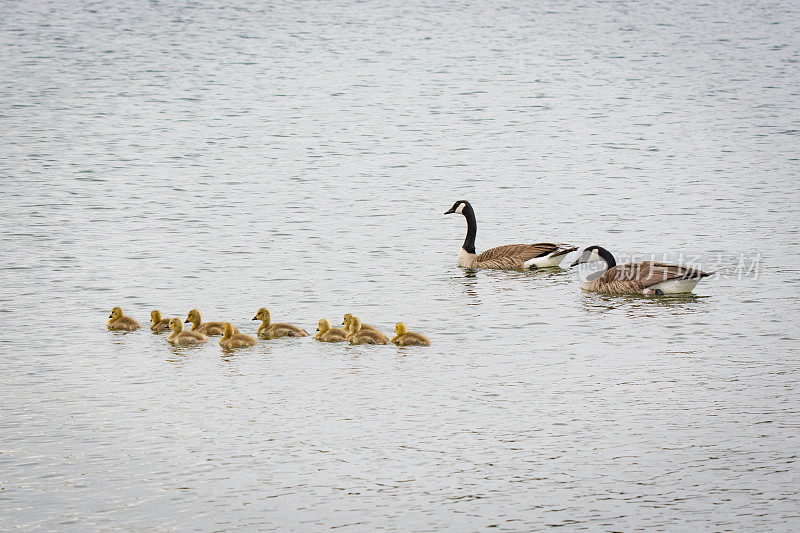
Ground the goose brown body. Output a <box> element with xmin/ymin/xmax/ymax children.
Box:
<box><xmin>219</xmin><ymin>323</ymin><xmax>257</xmax><ymax>349</ymax></box>
<box><xmin>445</xmin><ymin>200</ymin><xmax>576</xmax><ymax>269</ymax></box>
<box><xmin>315</xmin><ymin>319</ymin><xmax>348</xmax><ymax>342</ymax></box>
<box><xmin>167</xmin><ymin>318</ymin><xmax>207</xmax><ymax>346</ymax></box>
<box><xmin>150</xmin><ymin>310</ymin><xmax>171</xmax><ymax>332</ymax></box>
<box><xmin>391</xmin><ymin>323</ymin><xmax>430</xmax><ymax>346</ymax></box>
<box><xmin>253</xmin><ymin>308</ymin><xmax>308</xmax><ymax>339</ymax></box>
<box><xmin>185</xmin><ymin>309</ymin><xmax>238</xmax><ymax>336</ymax></box>
<box><xmin>571</xmin><ymin>246</ymin><xmax>712</xmax><ymax>295</ymax></box>
<box><xmin>108</xmin><ymin>307</ymin><xmax>141</xmax><ymax>331</ymax></box>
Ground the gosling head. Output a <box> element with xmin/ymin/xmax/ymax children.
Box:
<box><xmin>151</xmin><ymin>310</ymin><xmax>162</xmax><ymax>323</ymax></box>
<box><xmin>186</xmin><ymin>309</ymin><xmax>201</xmax><ymax>324</ymax></box>
<box><xmin>253</xmin><ymin>307</ymin><xmax>270</xmax><ymax>321</ymax></box>
<box><xmin>317</xmin><ymin>319</ymin><xmax>331</xmax><ymax>333</ymax></box>
<box><xmin>395</xmin><ymin>322</ymin><xmax>408</xmax><ymax>336</ymax></box>
<box><xmin>109</xmin><ymin>307</ymin><xmax>123</xmax><ymax>320</ymax></box>
<box><xmin>222</xmin><ymin>322</ymin><xmax>235</xmax><ymax>338</ymax></box>
<box><xmin>168</xmin><ymin>317</ymin><xmax>184</xmax><ymax>332</ymax></box>
<box><xmin>444</xmin><ymin>200</ymin><xmax>472</xmax><ymax>216</ymax></box>
<box><xmin>342</xmin><ymin>313</ymin><xmax>353</xmax><ymax>326</ymax></box>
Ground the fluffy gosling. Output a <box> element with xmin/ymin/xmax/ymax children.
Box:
<box><xmin>108</xmin><ymin>307</ymin><xmax>140</xmax><ymax>331</ymax></box>
<box><xmin>315</xmin><ymin>319</ymin><xmax>348</xmax><ymax>342</ymax></box>
<box><xmin>391</xmin><ymin>322</ymin><xmax>430</xmax><ymax>346</ymax></box>
<box><xmin>219</xmin><ymin>322</ymin><xmax>257</xmax><ymax>349</ymax></box>
<box><xmin>167</xmin><ymin>317</ymin><xmax>207</xmax><ymax>346</ymax></box>
<box><xmin>150</xmin><ymin>310</ymin><xmax>171</xmax><ymax>332</ymax></box>
<box><xmin>349</xmin><ymin>316</ymin><xmax>390</xmax><ymax>345</ymax></box>
<box><xmin>253</xmin><ymin>307</ymin><xmax>308</xmax><ymax>339</ymax></box>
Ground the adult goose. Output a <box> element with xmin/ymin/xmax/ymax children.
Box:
<box><xmin>570</xmin><ymin>245</ymin><xmax>713</xmax><ymax>295</ymax></box>
<box><xmin>444</xmin><ymin>200</ymin><xmax>576</xmax><ymax>269</ymax></box>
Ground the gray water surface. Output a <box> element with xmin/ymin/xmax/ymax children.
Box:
<box><xmin>2</xmin><ymin>0</ymin><xmax>799</xmax><ymax>530</ymax></box>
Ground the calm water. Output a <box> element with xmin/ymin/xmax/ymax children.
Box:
<box><xmin>2</xmin><ymin>0</ymin><xmax>799</xmax><ymax>530</ymax></box>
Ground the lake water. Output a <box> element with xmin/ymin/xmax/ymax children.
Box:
<box><xmin>2</xmin><ymin>0</ymin><xmax>799</xmax><ymax>530</ymax></box>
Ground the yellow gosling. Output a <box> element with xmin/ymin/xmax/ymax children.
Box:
<box><xmin>219</xmin><ymin>323</ymin><xmax>257</xmax><ymax>349</ymax></box>
<box><xmin>150</xmin><ymin>310</ymin><xmax>171</xmax><ymax>332</ymax></box>
<box><xmin>185</xmin><ymin>309</ymin><xmax>238</xmax><ymax>336</ymax></box>
<box><xmin>392</xmin><ymin>322</ymin><xmax>431</xmax><ymax>346</ymax></box>
<box><xmin>342</xmin><ymin>313</ymin><xmax>380</xmax><ymax>340</ymax></box>
<box><xmin>108</xmin><ymin>306</ymin><xmax>141</xmax><ymax>331</ymax></box>
<box><xmin>253</xmin><ymin>307</ymin><xmax>308</xmax><ymax>339</ymax></box>
<box><xmin>315</xmin><ymin>319</ymin><xmax>348</xmax><ymax>342</ymax></box>
<box><xmin>167</xmin><ymin>317</ymin><xmax>207</xmax><ymax>346</ymax></box>
<box><xmin>349</xmin><ymin>316</ymin><xmax>390</xmax><ymax>345</ymax></box>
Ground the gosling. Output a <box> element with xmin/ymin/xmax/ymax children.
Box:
<box><xmin>150</xmin><ymin>310</ymin><xmax>171</xmax><ymax>332</ymax></box>
<box><xmin>253</xmin><ymin>307</ymin><xmax>308</xmax><ymax>339</ymax></box>
<box><xmin>349</xmin><ymin>316</ymin><xmax>390</xmax><ymax>345</ymax></box>
<box><xmin>185</xmin><ymin>309</ymin><xmax>238</xmax><ymax>336</ymax></box>
<box><xmin>391</xmin><ymin>322</ymin><xmax>431</xmax><ymax>346</ymax></box>
<box><xmin>167</xmin><ymin>317</ymin><xmax>207</xmax><ymax>346</ymax></box>
<box><xmin>342</xmin><ymin>313</ymin><xmax>381</xmax><ymax>340</ymax></box>
<box><xmin>108</xmin><ymin>306</ymin><xmax>141</xmax><ymax>331</ymax></box>
<box><xmin>219</xmin><ymin>322</ymin><xmax>257</xmax><ymax>349</ymax></box>
<box><xmin>315</xmin><ymin>319</ymin><xmax>348</xmax><ymax>342</ymax></box>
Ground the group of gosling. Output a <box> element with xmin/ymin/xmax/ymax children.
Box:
<box><xmin>107</xmin><ymin>307</ymin><xmax>430</xmax><ymax>348</ymax></box>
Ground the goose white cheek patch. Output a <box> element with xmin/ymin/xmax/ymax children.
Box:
<box><xmin>455</xmin><ymin>203</ymin><xmax>464</xmax><ymax>214</ymax></box>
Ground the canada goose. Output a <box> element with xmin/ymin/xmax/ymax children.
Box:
<box><xmin>391</xmin><ymin>322</ymin><xmax>431</xmax><ymax>346</ymax></box>
<box><xmin>107</xmin><ymin>307</ymin><xmax>140</xmax><ymax>331</ymax></box>
<box><xmin>342</xmin><ymin>313</ymin><xmax>380</xmax><ymax>340</ymax></box>
<box><xmin>444</xmin><ymin>200</ymin><xmax>577</xmax><ymax>269</ymax></box>
<box><xmin>185</xmin><ymin>309</ymin><xmax>238</xmax><ymax>336</ymax></box>
<box><xmin>252</xmin><ymin>307</ymin><xmax>308</xmax><ymax>339</ymax></box>
<box><xmin>349</xmin><ymin>316</ymin><xmax>390</xmax><ymax>345</ymax></box>
<box><xmin>570</xmin><ymin>245</ymin><xmax>713</xmax><ymax>295</ymax></box>
<box><xmin>315</xmin><ymin>319</ymin><xmax>348</xmax><ymax>342</ymax></box>
<box><xmin>150</xmin><ymin>310</ymin><xmax>170</xmax><ymax>332</ymax></box>
<box><xmin>219</xmin><ymin>323</ymin><xmax>257</xmax><ymax>349</ymax></box>
<box><xmin>167</xmin><ymin>317</ymin><xmax>207</xmax><ymax>346</ymax></box>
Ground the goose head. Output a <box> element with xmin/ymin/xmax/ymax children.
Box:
<box><xmin>570</xmin><ymin>246</ymin><xmax>616</xmax><ymax>268</ymax></box>
<box><xmin>444</xmin><ymin>200</ymin><xmax>472</xmax><ymax>216</ymax></box>
<box><xmin>185</xmin><ymin>309</ymin><xmax>201</xmax><ymax>325</ymax></box>
<box><xmin>151</xmin><ymin>310</ymin><xmax>163</xmax><ymax>324</ymax></box>
<box><xmin>109</xmin><ymin>307</ymin><xmax>123</xmax><ymax>320</ymax></box>
<box><xmin>253</xmin><ymin>307</ymin><xmax>270</xmax><ymax>322</ymax></box>
<box><xmin>168</xmin><ymin>317</ymin><xmax>184</xmax><ymax>333</ymax></box>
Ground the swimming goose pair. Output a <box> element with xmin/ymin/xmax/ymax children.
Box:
<box><xmin>445</xmin><ymin>200</ymin><xmax>711</xmax><ymax>295</ymax></box>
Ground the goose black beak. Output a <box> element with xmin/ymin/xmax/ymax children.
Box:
<box><xmin>444</xmin><ymin>208</ymin><xmax>455</xmax><ymax>215</ymax></box>
<box><xmin>569</xmin><ymin>259</ymin><xmax>581</xmax><ymax>267</ymax></box>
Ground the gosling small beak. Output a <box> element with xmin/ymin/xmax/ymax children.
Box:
<box><xmin>184</xmin><ymin>319</ymin><xmax>190</xmax><ymax>323</ymax></box>
<box><xmin>108</xmin><ymin>314</ymin><xmax>113</xmax><ymax>318</ymax></box>
<box><xmin>315</xmin><ymin>328</ymin><xmax>319</xmax><ymax>332</ymax></box>
<box><xmin>252</xmin><ymin>316</ymin><xmax>258</xmax><ymax>320</ymax></box>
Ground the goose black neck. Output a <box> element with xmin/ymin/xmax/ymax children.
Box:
<box><xmin>461</xmin><ymin>203</ymin><xmax>477</xmax><ymax>254</ymax></box>
<box><xmin>597</xmin><ymin>247</ymin><xmax>616</xmax><ymax>268</ymax></box>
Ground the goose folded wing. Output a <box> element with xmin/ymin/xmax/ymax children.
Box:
<box><xmin>608</xmin><ymin>261</ymin><xmax>711</xmax><ymax>288</ymax></box>
<box><xmin>476</xmin><ymin>243</ymin><xmax>563</xmax><ymax>263</ymax></box>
